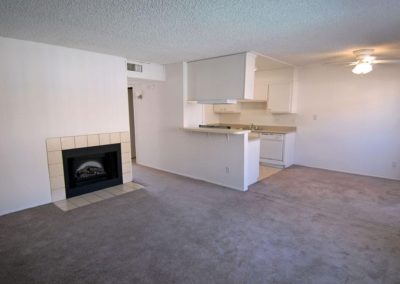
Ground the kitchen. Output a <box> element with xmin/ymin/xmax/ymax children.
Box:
<box><xmin>130</xmin><ymin>49</ymin><xmax>399</xmax><ymax>193</ymax></box>
<box><xmin>183</xmin><ymin>52</ymin><xmax>297</xmax><ymax>189</ymax></box>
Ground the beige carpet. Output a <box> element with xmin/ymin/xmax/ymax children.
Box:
<box><xmin>0</xmin><ymin>164</ymin><xmax>399</xmax><ymax>283</ymax></box>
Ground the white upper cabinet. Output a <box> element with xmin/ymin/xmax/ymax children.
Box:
<box><xmin>253</xmin><ymin>73</ymin><xmax>268</xmax><ymax>101</ymax></box>
<box><xmin>187</xmin><ymin>52</ymin><xmax>256</xmax><ymax>102</ymax></box>
<box><xmin>267</xmin><ymin>82</ymin><xmax>293</xmax><ymax>113</ymax></box>
<box><xmin>255</xmin><ymin>67</ymin><xmax>297</xmax><ymax>113</ymax></box>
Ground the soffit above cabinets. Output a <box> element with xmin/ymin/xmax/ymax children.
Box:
<box><xmin>255</xmin><ymin>54</ymin><xmax>293</xmax><ymax>71</ymax></box>
<box><xmin>187</xmin><ymin>52</ymin><xmax>256</xmax><ymax>103</ymax></box>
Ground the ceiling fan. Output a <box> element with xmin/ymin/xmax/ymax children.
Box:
<box><xmin>329</xmin><ymin>49</ymin><xmax>400</xmax><ymax>74</ymax></box>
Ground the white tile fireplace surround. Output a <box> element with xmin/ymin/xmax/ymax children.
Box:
<box><xmin>46</xmin><ymin>132</ymin><xmax>132</xmax><ymax>202</ymax></box>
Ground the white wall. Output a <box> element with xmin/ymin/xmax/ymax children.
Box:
<box><xmin>0</xmin><ymin>37</ymin><xmax>129</xmax><ymax>215</ymax></box>
<box><xmin>295</xmin><ymin>64</ymin><xmax>400</xmax><ymax>180</ymax></box>
<box><xmin>132</xmin><ymin>63</ymin><xmax>248</xmax><ymax>191</ymax></box>
<box><xmin>127</xmin><ymin>60</ymin><xmax>165</xmax><ymax>82</ymax></box>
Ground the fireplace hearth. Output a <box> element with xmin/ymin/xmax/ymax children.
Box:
<box><xmin>62</xmin><ymin>144</ymin><xmax>122</xmax><ymax>198</ymax></box>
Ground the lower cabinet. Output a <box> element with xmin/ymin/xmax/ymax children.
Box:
<box><xmin>260</xmin><ymin>132</ymin><xmax>295</xmax><ymax>167</ymax></box>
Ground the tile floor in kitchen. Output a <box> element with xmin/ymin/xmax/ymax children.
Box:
<box><xmin>258</xmin><ymin>164</ymin><xmax>282</xmax><ymax>181</ymax></box>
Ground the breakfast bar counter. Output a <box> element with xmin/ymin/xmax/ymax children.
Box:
<box><xmin>181</xmin><ymin>126</ymin><xmax>260</xmax><ymax>190</ymax></box>
<box><xmin>182</xmin><ymin>127</ymin><xmax>251</xmax><ymax>135</ymax></box>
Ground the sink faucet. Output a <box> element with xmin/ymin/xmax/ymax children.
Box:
<box><xmin>250</xmin><ymin>123</ymin><xmax>256</xmax><ymax>130</ymax></box>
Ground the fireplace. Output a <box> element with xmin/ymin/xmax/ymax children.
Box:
<box><xmin>62</xmin><ymin>144</ymin><xmax>123</xmax><ymax>198</ymax></box>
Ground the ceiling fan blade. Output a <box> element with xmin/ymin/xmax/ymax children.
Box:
<box><xmin>324</xmin><ymin>61</ymin><xmax>356</xmax><ymax>65</ymax></box>
<box><xmin>374</xmin><ymin>59</ymin><xmax>400</xmax><ymax>64</ymax></box>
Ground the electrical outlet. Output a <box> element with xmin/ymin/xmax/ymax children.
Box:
<box><xmin>225</xmin><ymin>167</ymin><xmax>230</xmax><ymax>174</ymax></box>
<box><xmin>392</xmin><ymin>161</ymin><xmax>397</xmax><ymax>168</ymax></box>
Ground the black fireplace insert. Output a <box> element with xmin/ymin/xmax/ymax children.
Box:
<box><xmin>62</xmin><ymin>144</ymin><xmax>122</xmax><ymax>198</ymax></box>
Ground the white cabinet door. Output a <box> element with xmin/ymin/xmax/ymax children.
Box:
<box><xmin>253</xmin><ymin>78</ymin><xmax>268</xmax><ymax>101</ymax></box>
<box><xmin>187</xmin><ymin>53</ymin><xmax>255</xmax><ymax>101</ymax></box>
<box><xmin>267</xmin><ymin>82</ymin><xmax>293</xmax><ymax>113</ymax></box>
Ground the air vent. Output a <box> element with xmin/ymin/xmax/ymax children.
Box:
<box><xmin>127</xmin><ymin>63</ymin><xmax>143</xmax><ymax>72</ymax></box>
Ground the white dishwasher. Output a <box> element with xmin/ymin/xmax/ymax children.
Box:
<box><xmin>260</xmin><ymin>133</ymin><xmax>284</xmax><ymax>163</ymax></box>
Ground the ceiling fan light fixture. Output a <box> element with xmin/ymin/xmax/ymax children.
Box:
<box><xmin>352</xmin><ymin>62</ymin><xmax>373</xmax><ymax>74</ymax></box>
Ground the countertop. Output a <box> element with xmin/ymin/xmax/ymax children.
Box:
<box><xmin>183</xmin><ymin>124</ymin><xmax>296</xmax><ymax>136</ymax></box>
<box><xmin>182</xmin><ymin>127</ymin><xmax>251</xmax><ymax>135</ymax></box>
<box><xmin>251</xmin><ymin>126</ymin><xmax>296</xmax><ymax>134</ymax></box>
<box><xmin>205</xmin><ymin>124</ymin><xmax>297</xmax><ymax>134</ymax></box>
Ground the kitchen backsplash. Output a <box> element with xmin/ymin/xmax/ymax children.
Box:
<box><xmin>217</xmin><ymin>103</ymin><xmax>296</xmax><ymax>126</ymax></box>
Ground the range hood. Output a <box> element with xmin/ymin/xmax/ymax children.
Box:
<box><xmin>193</xmin><ymin>99</ymin><xmax>238</xmax><ymax>104</ymax></box>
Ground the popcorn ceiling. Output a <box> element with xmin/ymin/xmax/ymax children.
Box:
<box><xmin>0</xmin><ymin>0</ymin><xmax>399</xmax><ymax>65</ymax></box>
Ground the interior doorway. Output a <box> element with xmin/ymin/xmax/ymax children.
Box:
<box><xmin>127</xmin><ymin>87</ymin><xmax>136</xmax><ymax>159</ymax></box>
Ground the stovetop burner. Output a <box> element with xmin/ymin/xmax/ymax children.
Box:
<box><xmin>198</xmin><ymin>124</ymin><xmax>231</xmax><ymax>129</ymax></box>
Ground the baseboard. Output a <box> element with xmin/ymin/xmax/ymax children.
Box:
<box><xmin>293</xmin><ymin>163</ymin><xmax>400</xmax><ymax>181</ymax></box>
<box><xmin>135</xmin><ymin>161</ymin><xmax>247</xmax><ymax>191</ymax></box>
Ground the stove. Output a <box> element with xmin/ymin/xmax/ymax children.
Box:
<box><xmin>198</xmin><ymin>124</ymin><xmax>231</xmax><ymax>129</ymax></box>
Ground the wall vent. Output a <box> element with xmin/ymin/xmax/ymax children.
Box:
<box><xmin>127</xmin><ymin>63</ymin><xmax>143</xmax><ymax>72</ymax></box>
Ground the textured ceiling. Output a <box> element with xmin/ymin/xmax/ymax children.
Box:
<box><xmin>1</xmin><ymin>0</ymin><xmax>400</xmax><ymax>65</ymax></box>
